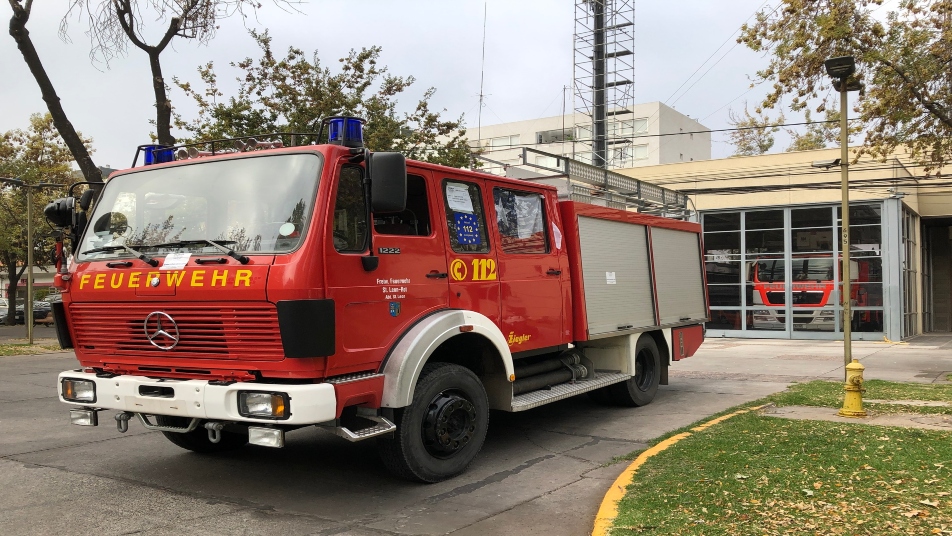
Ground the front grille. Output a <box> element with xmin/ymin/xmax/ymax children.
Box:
<box><xmin>765</xmin><ymin>292</ymin><xmax>785</xmax><ymax>304</ymax></box>
<box><xmin>70</xmin><ymin>303</ymin><xmax>284</xmax><ymax>361</ymax></box>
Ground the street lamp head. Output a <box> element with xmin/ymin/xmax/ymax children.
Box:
<box><xmin>0</xmin><ymin>177</ymin><xmax>24</xmax><ymax>186</ymax></box>
<box><xmin>825</xmin><ymin>56</ymin><xmax>856</xmax><ymax>79</ymax></box>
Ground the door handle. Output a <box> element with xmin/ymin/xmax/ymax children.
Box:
<box><xmin>427</xmin><ymin>272</ymin><xmax>448</xmax><ymax>279</ymax></box>
<box><xmin>546</xmin><ymin>269</ymin><xmax>562</xmax><ymax>276</ymax></box>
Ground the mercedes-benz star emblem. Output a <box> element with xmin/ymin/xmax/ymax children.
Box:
<box><xmin>144</xmin><ymin>312</ymin><xmax>180</xmax><ymax>350</ymax></box>
<box><xmin>150</xmin><ymin>276</ymin><xmax>160</xmax><ymax>287</ymax></box>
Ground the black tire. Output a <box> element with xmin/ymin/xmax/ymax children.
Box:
<box><xmin>608</xmin><ymin>335</ymin><xmax>661</xmax><ymax>407</ymax></box>
<box><xmin>154</xmin><ymin>416</ymin><xmax>248</xmax><ymax>453</ymax></box>
<box><xmin>377</xmin><ymin>362</ymin><xmax>489</xmax><ymax>483</ymax></box>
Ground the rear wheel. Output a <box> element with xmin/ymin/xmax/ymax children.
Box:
<box><xmin>608</xmin><ymin>335</ymin><xmax>661</xmax><ymax>407</ymax></box>
<box><xmin>377</xmin><ymin>362</ymin><xmax>489</xmax><ymax>483</ymax></box>
<box><xmin>154</xmin><ymin>416</ymin><xmax>248</xmax><ymax>453</ymax></box>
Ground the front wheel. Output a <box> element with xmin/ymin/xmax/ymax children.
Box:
<box><xmin>377</xmin><ymin>362</ymin><xmax>489</xmax><ymax>483</ymax></box>
<box><xmin>608</xmin><ymin>335</ymin><xmax>661</xmax><ymax>407</ymax></box>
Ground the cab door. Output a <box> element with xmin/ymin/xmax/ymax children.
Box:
<box><xmin>487</xmin><ymin>182</ymin><xmax>565</xmax><ymax>352</ymax></box>
<box><xmin>324</xmin><ymin>166</ymin><xmax>449</xmax><ymax>374</ymax></box>
<box><xmin>439</xmin><ymin>177</ymin><xmax>500</xmax><ymax>324</ymax></box>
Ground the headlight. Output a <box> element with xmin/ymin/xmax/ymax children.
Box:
<box><xmin>238</xmin><ymin>391</ymin><xmax>289</xmax><ymax>420</ymax></box>
<box><xmin>62</xmin><ymin>378</ymin><xmax>96</xmax><ymax>403</ymax></box>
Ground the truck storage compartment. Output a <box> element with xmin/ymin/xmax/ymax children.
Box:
<box><xmin>560</xmin><ymin>202</ymin><xmax>707</xmax><ymax>340</ymax></box>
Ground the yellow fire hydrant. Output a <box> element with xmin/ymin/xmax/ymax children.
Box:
<box><xmin>838</xmin><ymin>359</ymin><xmax>867</xmax><ymax>417</ymax></box>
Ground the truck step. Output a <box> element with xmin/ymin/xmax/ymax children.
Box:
<box><xmin>510</xmin><ymin>371</ymin><xmax>630</xmax><ymax>412</ymax></box>
<box><xmin>323</xmin><ymin>415</ymin><xmax>396</xmax><ymax>442</ymax></box>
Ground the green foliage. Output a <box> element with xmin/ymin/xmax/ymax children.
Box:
<box><xmin>786</xmin><ymin>109</ymin><xmax>846</xmax><ymax>152</ymax></box>
<box><xmin>727</xmin><ymin>104</ymin><xmax>784</xmax><ymax>156</ymax></box>
<box><xmin>738</xmin><ymin>0</ymin><xmax>952</xmax><ymax>175</ymax></box>
<box><xmin>0</xmin><ymin>113</ymin><xmax>86</xmax><ymax>324</ymax></box>
<box><xmin>173</xmin><ymin>30</ymin><xmax>472</xmax><ymax>168</ymax></box>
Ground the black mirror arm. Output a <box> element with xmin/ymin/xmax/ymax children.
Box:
<box><xmin>361</xmin><ymin>171</ymin><xmax>378</xmax><ymax>272</ymax></box>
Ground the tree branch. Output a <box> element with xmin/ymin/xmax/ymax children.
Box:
<box><xmin>876</xmin><ymin>55</ymin><xmax>952</xmax><ymax>129</ymax></box>
<box><xmin>114</xmin><ymin>0</ymin><xmax>148</xmax><ymax>51</ymax></box>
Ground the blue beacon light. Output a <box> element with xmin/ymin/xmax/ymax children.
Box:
<box><xmin>327</xmin><ymin>117</ymin><xmax>365</xmax><ymax>148</ymax></box>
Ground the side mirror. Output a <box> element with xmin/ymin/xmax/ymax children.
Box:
<box><xmin>78</xmin><ymin>189</ymin><xmax>98</xmax><ymax>211</ymax></box>
<box><xmin>44</xmin><ymin>197</ymin><xmax>75</xmax><ymax>228</ymax></box>
<box><xmin>369</xmin><ymin>152</ymin><xmax>407</xmax><ymax>213</ymax></box>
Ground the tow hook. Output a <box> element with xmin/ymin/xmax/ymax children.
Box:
<box><xmin>205</xmin><ymin>421</ymin><xmax>225</xmax><ymax>443</ymax></box>
<box><xmin>115</xmin><ymin>412</ymin><xmax>133</xmax><ymax>433</ymax></box>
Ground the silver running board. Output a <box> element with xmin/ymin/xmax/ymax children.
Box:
<box><xmin>321</xmin><ymin>415</ymin><xmax>396</xmax><ymax>442</ymax></box>
<box><xmin>510</xmin><ymin>372</ymin><xmax>631</xmax><ymax>412</ymax></box>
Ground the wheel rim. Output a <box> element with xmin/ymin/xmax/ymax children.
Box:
<box><xmin>421</xmin><ymin>390</ymin><xmax>477</xmax><ymax>458</ymax></box>
<box><xmin>634</xmin><ymin>348</ymin><xmax>656</xmax><ymax>392</ymax></box>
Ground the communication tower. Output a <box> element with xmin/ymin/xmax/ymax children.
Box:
<box><xmin>573</xmin><ymin>0</ymin><xmax>636</xmax><ymax>169</ymax></box>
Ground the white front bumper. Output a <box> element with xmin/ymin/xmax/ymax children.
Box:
<box><xmin>58</xmin><ymin>371</ymin><xmax>337</xmax><ymax>425</ymax></box>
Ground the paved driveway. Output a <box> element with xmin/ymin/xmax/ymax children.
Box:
<box><xmin>1</xmin><ymin>336</ymin><xmax>948</xmax><ymax>535</ymax></box>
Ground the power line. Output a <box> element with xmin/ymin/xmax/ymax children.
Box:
<box><xmin>665</xmin><ymin>1</ymin><xmax>776</xmax><ymax>106</ymax></box>
<box><xmin>478</xmin><ymin>118</ymin><xmax>851</xmax><ymax>151</ymax></box>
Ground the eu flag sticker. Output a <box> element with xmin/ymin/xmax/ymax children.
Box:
<box><xmin>389</xmin><ymin>301</ymin><xmax>401</xmax><ymax>317</ymax></box>
<box><xmin>454</xmin><ymin>212</ymin><xmax>481</xmax><ymax>245</ymax></box>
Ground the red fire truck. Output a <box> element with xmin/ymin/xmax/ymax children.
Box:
<box><xmin>45</xmin><ymin>118</ymin><xmax>707</xmax><ymax>482</ymax></box>
<box><xmin>749</xmin><ymin>254</ymin><xmax>881</xmax><ymax>331</ymax></box>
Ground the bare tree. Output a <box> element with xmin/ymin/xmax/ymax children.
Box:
<box><xmin>63</xmin><ymin>1</ymin><xmax>294</xmax><ymax>147</ymax></box>
<box><xmin>7</xmin><ymin>1</ymin><xmax>102</xmax><ymax>183</ymax></box>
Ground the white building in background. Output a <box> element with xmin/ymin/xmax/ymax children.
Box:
<box><xmin>470</xmin><ymin>101</ymin><xmax>711</xmax><ymax>175</ymax></box>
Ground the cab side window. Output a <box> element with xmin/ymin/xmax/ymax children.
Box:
<box><xmin>332</xmin><ymin>166</ymin><xmax>368</xmax><ymax>252</ymax></box>
<box><xmin>374</xmin><ymin>174</ymin><xmax>431</xmax><ymax>236</ymax></box>
<box><xmin>444</xmin><ymin>180</ymin><xmax>490</xmax><ymax>253</ymax></box>
<box><xmin>493</xmin><ymin>188</ymin><xmax>548</xmax><ymax>254</ymax></box>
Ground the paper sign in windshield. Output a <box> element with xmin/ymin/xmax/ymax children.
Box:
<box><xmin>446</xmin><ymin>183</ymin><xmax>475</xmax><ymax>213</ymax></box>
<box><xmin>161</xmin><ymin>252</ymin><xmax>191</xmax><ymax>270</ymax></box>
<box><xmin>455</xmin><ymin>213</ymin><xmax>481</xmax><ymax>245</ymax></box>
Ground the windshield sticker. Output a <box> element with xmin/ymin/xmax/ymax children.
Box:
<box><xmin>160</xmin><ymin>252</ymin><xmax>191</xmax><ymax>270</ymax></box>
<box><xmin>454</xmin><ymin>213</ymin><xmax>481</xmax><ymax>245</ymax></box>
<box><xmin>445</xmin><ymin>183</ymin><xmax>475</xmax><ymax>213</ymax></box>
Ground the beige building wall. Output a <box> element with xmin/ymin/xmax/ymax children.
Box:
<box><xmin>616</xmin><ymin>146</ymin><xmax>952</xmax><ymax>214</ymax></box>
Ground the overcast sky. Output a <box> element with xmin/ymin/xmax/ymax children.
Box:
<box><xmin>1</xmin><ymin>0</ymin><xmax>779</xmax><ymax>169</ymax></box>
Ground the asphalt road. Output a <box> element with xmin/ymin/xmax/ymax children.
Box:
<box><xmin>3</xmin><ymin>337</ymin><xmax>947</xmax><ymax>536</ymax></box>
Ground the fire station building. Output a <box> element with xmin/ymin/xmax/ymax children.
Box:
<box><xmin>622</xmin><ymin>147</ymin><xmax>952</xmax><ymax>342</ymax></box>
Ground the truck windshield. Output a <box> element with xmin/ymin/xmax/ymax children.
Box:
<box><xmin>77</xmin><ymin>153</ymin><xmax>322</xmax><ymax>262</ymax></box>
<box><xmin>754</xmin><ymin>258</ymin><xmax>835</xmax><ymax>283</ymax></box>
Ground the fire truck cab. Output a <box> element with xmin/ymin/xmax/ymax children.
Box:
<box><xmin>46</xmin><ymin>118</ymin><xmax>707</xmax><ymax>482</ymax></box>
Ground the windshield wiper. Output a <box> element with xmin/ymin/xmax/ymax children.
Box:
<box><xmin>152</xmin><ymin>239</ymin><xmax>249</xmax><ymax>265</ymax></box>
<box><xmin>81</xmin><ymin>244</ymin><xmax>159</xmax><ymax>267</ymax></box>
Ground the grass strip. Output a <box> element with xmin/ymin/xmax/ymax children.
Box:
<box><xmin>609</xmin><ymin>381</ymin><xmax>952</xmax><ymax>535</ymax></box>
<box><xmin>769</xmin><ymin>380</ymin><xmax>952</xmax><ymax>415</ymax></box>
<box><xmin>0</xmin><ymin>343</ymin><xmax>64</xmax><ymax>356</ymax></box>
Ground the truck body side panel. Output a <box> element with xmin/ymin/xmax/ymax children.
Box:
<box><xmin>558</xmin><ymin>202</ymin><xmax>705</xmax><ymax>341</ymax></box>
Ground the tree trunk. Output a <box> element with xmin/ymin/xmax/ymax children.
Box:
<box><xmin>149</xmin><ymin>50</ymin><xmax>175</xmax><ymax>147</ymax></box>
<box><xmin>8</xmin><ymin>6</ymin><xmax>102</xmax><ymax>183</ymax></box>
<box><xmin>3</xmin><ymin>253</ymin><xmax>23</xmax><ymax>326</ymax></box>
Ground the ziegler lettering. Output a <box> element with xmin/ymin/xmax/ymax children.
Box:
<box><xmin>507</xmin><ymin>332</ymin><xmax>531</xmax><ymax>345</ymax></box>
<box><xmin>78</xmin><ymin>269</ymin><xmax>254</xmax><ymax>289</ymax></box>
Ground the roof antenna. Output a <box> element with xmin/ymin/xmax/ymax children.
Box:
<box><xmin>477</xmin><ymin>2</ymin><xmax>488</xmax><ymax>147</ymax></box>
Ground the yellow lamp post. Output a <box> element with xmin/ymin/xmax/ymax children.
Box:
<box><xmin>823</xmin><ymin>56</ymin><xmax>862</xmax><ymax>380</ymax></box>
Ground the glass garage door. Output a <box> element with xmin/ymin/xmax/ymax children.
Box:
<box><xmin>702</xmin><ymin>204</ymin><xmax>885</xmax><ymax>340</ymax></box>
